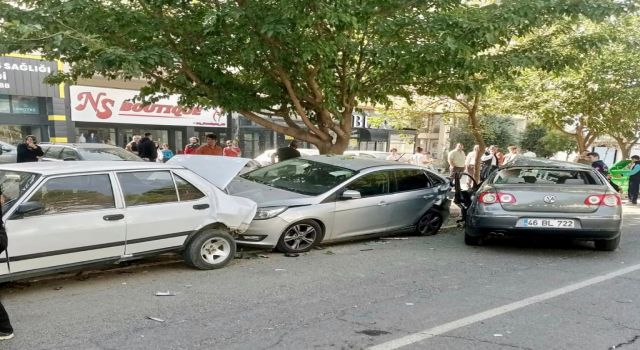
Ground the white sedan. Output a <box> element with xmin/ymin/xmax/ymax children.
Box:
<box><xmin>0</xmin><ymin>159</ymin><xmax>256</xmax><ymax>282</ymax></box>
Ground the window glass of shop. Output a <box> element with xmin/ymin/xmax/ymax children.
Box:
<box><xmin>0</xmin><ymin>95</ymin><xmax>40</xmax><ymax>115</ymax></box>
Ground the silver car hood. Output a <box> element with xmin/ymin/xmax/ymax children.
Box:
<box><xmin>227</xmin><ymin>177</ymin><xmax>316</xmax><ymax>207</ymax></box>
<box><xmin>167</xmin><ymin>155</ymin><xmax>250</xmax><ymax>190</ymax></box>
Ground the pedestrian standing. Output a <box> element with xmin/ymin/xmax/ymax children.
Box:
<box><xmin>0</xmin><ymin>194</ymin><xmax>13</xmax><ymax>340</ymax></box>
<box><xmin>137</xmin><ymin>133</ymin><xmax>158</xmax><ymax>161</ymax></box>
<box><xmin>223</xmin><ymin>140</ymin><xmax>242</xmax><ymax>157</ymax></box>
<box><xmin>386</xmin><ymin>148</ymin><xmax>403</xmax><ymax>161</ymax></box>
<box><xmin>503</xmin><ymin>146</ymin><xmax>519</xmax><ymax>164</ymax></box>
<box><xmin>272</xmin><ymin>141</ymin><xmax>301</xmax><ymax>163</ymax></box>
<box><xmin>16</xmin><ymin>135</ymin><xmax>43</xmax><ymax>163</ymax></box>
<box><xmin>496</xmin><ymin>148</ymin><xmax>505</xmax><ymax>166</ymax></box>
<box><xmin>125</xmin><ymin>135</ymin><xmax>141</xmax><ymax>155</ymax></box>
<box><xmin>183</xmin><ymin>137</ymin><xmax>200</xmax><ymax>155</ymax></box>
<box><xmin>196</xmin><ymin>134</ymin><xmax>224</xmax><ymax>156</ymax></box>
<box><xmin>480</xmin><ymin>145</ymin><xmax>499</xmax><ymax>181</ymax></box>
<box><xmin>465</xmin><ymin>145</ymin><xmax>479</xmax><ymax>177</ymax></box>
<box><xmin>448</xmin><ymin>143</ymin><xmax>466</xmax><ymax>177</ymax></box>
<box><xmin>160</xmin><ymin>144</ymin><xmax>174</xmax><ymax>162</ymax></box>
<box><xmin>624</xmin><ymin>155</ymin><xmax>640</xmax><ymax>205</ymax></box>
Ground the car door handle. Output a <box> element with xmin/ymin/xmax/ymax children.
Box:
<box><xmin>378</xmin><ymin>201</ymin><xmax>388</xmax><ymax>207</ymax></box>
<box><xmin>103</xmin><ymin>214</ymin><xmax>124</xmax><ymax>221</ymax></box>
<box><xmin>193</xmin><ymin>204</ymin><xmax>210</xmax><ymax>210</ymax></box>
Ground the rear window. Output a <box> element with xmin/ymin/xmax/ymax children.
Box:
<box><xmin>491</xmin><ymin>168</ymin><xmax>602</xmax><ymax>185</ymax></box>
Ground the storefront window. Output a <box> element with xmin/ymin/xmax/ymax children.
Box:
<box><xmin>76</xmin><ymin>127</ymin><xmax>116</xmax><ymax>145</ymax></box>
<box><xmin>120</xmin><ymin>129</ymin><xmax>169</xmax><ymax>149</ymax></box>
<box><xmin>0</xmin><ymin>95</ymin><xmax>10</xmax><ymax>114</ymax></box>
<box><xmin>11</xmin><ymin>96</ymin><xmax>40</xmax><ymax>115</ymax></box>
<box><xmin>0</xmin><ymin>125</ymin><xmax>41</xmax><ymax>145</ymax></box>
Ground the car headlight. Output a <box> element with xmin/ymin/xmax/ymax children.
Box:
<box><xmin>254</xmin><ymin>206</ymin><xmax>288</xmax><ymax>220</ymax></box>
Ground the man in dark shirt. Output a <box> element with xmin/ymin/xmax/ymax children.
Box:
<box><xmin>273</xmin><ymin>141</ymin><xmax>301</xmax><ymax>163</ymax></box>
<box><xmin>16</xmin><ymin>135</ymin><xmax>44</xmax><ymax>163</ymax></box>
<box><xmin>137</xmin><ymin>132</ymin><xmax>158</xmax><ymax>161</ymax></box>
<box><xmin>587</xmin><ymin>152</ymin><xmax>608</xmax><ymax>175</ymax></box>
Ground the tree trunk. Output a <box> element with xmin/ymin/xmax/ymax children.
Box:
<box><xmin>613</xmin><ymin>136</ymin><xmax>631</xmax><ymax>160</ymax></box>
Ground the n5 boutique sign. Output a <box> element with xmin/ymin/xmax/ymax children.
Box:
<box><xmin>0</xmin><ymin>55</ymin><xmax>61</xmax><ymax>98</ymax></box>
<box><xmin>70</xmin><ymin>86</ymin><xmax>227</xmax><ymax>128</ymax></box>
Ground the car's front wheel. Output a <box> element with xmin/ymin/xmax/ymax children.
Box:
<box><xmin>276</xmin><ymin>220</ymin><xmax>322</xmax><ymax>253</ymax></box>
<box><xmin>415</xmin><ymin>210</ymin><xmax>443</xmax><ymax>236</ymax></box>
<box><xmin>594</xmin><ymin>235</ymin><xmax>621</xmax><ymax>251</ymax></box>
<box><xmin>184</xmin><ymin>229</ymin><xmax>236</xmax><ymax>270</ymax></box>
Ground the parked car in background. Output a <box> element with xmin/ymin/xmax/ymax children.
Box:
<box><xmin>0</xmin><ymin>160</ymin><xmax>257</xmax><ymax>282</ymax></box>
<box><xmin>39</xmin><ymin>143</ymin><xmax>143</xmax><ymax>162</ymax></box>
<box><xmin>254</xmin><ymin>148</ymin><xmax>319</xmax><ymax>166</ymax></box>
<box><xmin>456</xmin><ymin>158</ymin><xmax>622</xmax><ymax>250</ymax></box>
<box><xmin>0</xmin><ymin>141</ymin><xmax>17</xmax><ymax>164</ymax></box>
<box><xmin>224</xmin><ymin>155</ymin><xmax>451</xmax><ymax>254</ymax></box>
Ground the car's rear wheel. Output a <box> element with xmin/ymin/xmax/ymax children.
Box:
<box><xmin>276</xmin><ymin>220</ymin><xmax>322</xmax><ymax>253</ymax></box>
<box><xmin>184</xmin><ymin>229</ymin><xmax>236</xmax><ymax>270</ymax></box>
<box><xmin>464</xmin><ymin>225</ymin><xmax>484</xmax><ymax>246</ymax></box>
<box><xmin>594</xmin><ymin>235</ymin><xmax>620</xmax><ymax>251</ymax></box>
<box><xmin>416</xmin><ymin>210</ymin><xmax>443</xmax><ymax>236</ymax></box>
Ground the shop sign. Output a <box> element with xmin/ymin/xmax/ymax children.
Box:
<box><xmin>0</xmin><ymin>55</ymin><xmax>61</xmax><ymax>98</ymax></box>
<box><xmin>70</xmin><ymin>86</ymin><xmax>227</xmax><ymax>128</ymax></box>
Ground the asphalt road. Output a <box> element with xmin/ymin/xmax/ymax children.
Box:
<box><xmin>2</xmin><ymin>206</ymin><xmax>640</xmax><ymax>350</ymax></box>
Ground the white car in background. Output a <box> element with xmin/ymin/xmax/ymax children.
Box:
<box><xmin>0</xmin><ymin>158</ymin><xmax>256</xmax><ymax>282</ymax></box>
<box><xmin>254</xmin><ymin>148</ymin><xmax>320</xmax><ymax>166</ymax></box>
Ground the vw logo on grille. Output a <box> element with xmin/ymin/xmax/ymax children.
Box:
<box><xmin>543</xmin><ymin>195</ymin><xmax>557</xmax><ymax>204</ymax></box>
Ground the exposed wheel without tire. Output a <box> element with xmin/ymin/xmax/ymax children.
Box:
<box><xmin>416</xmin><ymin>210</ymin><xmax>443</xmax><ymax>236</ymax></box>
<box><xmin>594</xmin><ymin>235</ymin><xmax>620</xmax><ymax>251</ymax></box>
<box><xmin>276</xmin><ymin>220</ymin><xmax>322</xmax><ymax>253</ymax></box>
<box><xmin>184</xmin><ymin>229</ymin><xmax>236</xmax><ymax>270</ymax></box>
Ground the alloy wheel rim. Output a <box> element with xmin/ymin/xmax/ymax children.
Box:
<box><xmin>283</xmin><ymin>224</ymin><xmax>317</xmax><ymax>251</ymax></box>
<box><xmin>419</xmin><ymin>213</ymin><xmax>441</xmax><ymax>235</ymax></box>
<box><xmin>200</xmin><ymin>237</ymin><xmax>231</xmax><ymax>265</ymax></box>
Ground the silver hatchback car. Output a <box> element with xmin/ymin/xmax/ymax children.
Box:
<box><xmin>227</xmin><ymin>155</ymin><xmax>451</xmax><ymax>253</ymax></box>
<box><xmin>457</xmin><ymin>158</ymin><xmax>623</xmax><ymax>250</ymax></box>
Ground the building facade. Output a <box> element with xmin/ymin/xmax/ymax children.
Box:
<box><xmin>0</xmin><ymin>54</ymin><xmax>66</xmax><ymax>144</ymax></box>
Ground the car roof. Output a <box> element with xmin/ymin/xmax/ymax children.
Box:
<box><xmin>0</xmin><ymin>161</ymin><xmax>183</xmax><ymax>176</ymax></box>
<box><xmin>503</xmin><ymin>157</ymin><xmax>593</xmax><ymax>170</ymax></box>
<box><xmin>39</xmin><ymin>143</ymin><xmax>122</xmax><ymax>149</ymax></box>
<box><xmin>301</xmin><ymin>155</ymin><xmax>412</xmax><ymax>171</ymax></box>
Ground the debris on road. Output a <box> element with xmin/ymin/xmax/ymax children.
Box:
<box><xmin>313</xmin><ymin>246</ymin><xmax>325</xmax><ymax>250</ymax></box>
<box><xmin>325</xmin><ymin>250</ymin><xmax>335</xmax><ymax>255</ymax></box>
<box><xmin>259</xmin><ymin>254</ymin><xmax>269</xmax><ymax>258</ymax></box>
<box><xmin>356</xmin><ymin>329</ymin><xmax>391</xmax><ymax>336</ymax></box>
<box><xmin>616</xmin><ymin>299</ymin><xmax>633</xmax><ymax>304</ymax></box>
<box><xmin>146</xmin><ymin>316</ymin><xmax>165</xmax><ymax>323</ymax></box>
<box><xmin>380</xmin><ymin>237</ymin><xmax>409</xmax><ymax>241</ymax></box>
<box><xmin>360</xmin><ymin>248</ymin><xmax>374</xmax><ymax>252</ymax></box>
<box><xmin>285</xmin><ymin>253</ymin><xmax>299</xmax><ymax>257</ymax></box>
<box><xmin>53</xmin><ymin>286</ymin><xmax>63</xmax><ymax>291</ymax></box>
<box><xmin>274</xmin><ymin>269</ymin><xmax>287</xmax><ymax>272</ymax></box>
<box><xmin>155</xmin><ymin>291</ymin><xmax>176</xmax><ymax>296</ymax></box>
<box><xmin>405</xmin><ymin>303</ymin><xmax>414</xmax><ymax>306</ymax></box>
<box><xmin>493</xmin><ymin>334</ymin><xmax>503</xmax><ymax>337</ymax></box>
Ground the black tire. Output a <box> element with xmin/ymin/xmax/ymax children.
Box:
<box><xmin>184</xmin><ymin>229</ymin><xmax>236</xmax><ymax>270</ymax></box>
<box><xmin>594</xmin><ymin>235</ymin><xmax>621</xmax><ymax>251</ymax></box>
<box><xmin>464</xmin><ymin>225</ymin><xmax>484</xmax><ymax>246</ymax></box>
<box><xmin>415</xmin><ymin>210</ymin><xmax>443</xmax><ymax>236</ymax></box>
<box><xmin>276</xmin><ymin>220</ymin><xmax>322</xmax><ymax>253</ymax></box>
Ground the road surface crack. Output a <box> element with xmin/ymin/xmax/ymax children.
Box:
<box><xmin>609</xmin><ymin>334</ymin><xmax>640</xmax><ymax>349</ymax></box>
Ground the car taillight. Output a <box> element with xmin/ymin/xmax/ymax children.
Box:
<box><xmin>479</xmin><ymin>192</ymin><xmax>516</xmax><ymax>204</ymax></box>
<box><xmin>585</xmin><ymin>194</ymin><xmax>621</xmax><ymax>207</ymax></box>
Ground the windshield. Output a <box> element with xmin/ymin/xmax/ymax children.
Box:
<box><xmin>241</xmin><ymin>158</ymin><xmax>357</xmax><ymax>195</ymax></box>
<box><xmin>0</xmin><ymin>171</ymin><xmax>40</xmax><ymax>212</ymax></box>
<box><xmin>77</xmin><ymin>148</ymin><xmax>142</xmax><ymax>161</ymax></box>
<box><xmin>492</xmin><ymin>168</ymin><xmax>603</xmax><ymax>185</ymax></box>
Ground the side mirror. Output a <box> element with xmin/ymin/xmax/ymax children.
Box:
<box><xmin>13</xmin><ymin>201</ymin><xmax>44</xmax><ymax>217</ymax></box>
<box><xmin>341</xmin><ymin>190</ymin><xmax>362</xmax><ymax>200</ymax></box>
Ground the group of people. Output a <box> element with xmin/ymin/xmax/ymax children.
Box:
<box><xmin>125</xmin><ymin>133</ymin><xmax>242</xmax><ymax>161</ymax></box>
<box><xmin>386</xmin><ymin>147</ymin><xmax>435</xmax><ymax>169</ymax></box>
<box><xmin>586</xmin><ymin>151</ymin><xmax>640</xmax><ymax>206</ymax></box>
<box><xmin>447</xmin><ymin>143</ymin><xmax>536</xmax><ymax>180</ymax></box>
